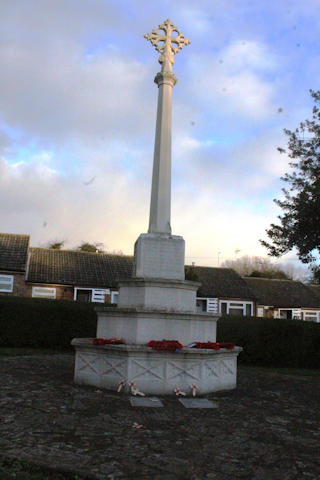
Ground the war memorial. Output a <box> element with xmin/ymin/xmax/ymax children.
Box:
<box><xmin>72</xmin><ymin>20</ymin><xmax>242</xmax><ymax>395</ymax></box>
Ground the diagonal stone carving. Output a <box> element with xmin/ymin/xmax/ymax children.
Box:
<box><xmin>204</xmin><ymin>361</ymin><xmax>220</xmax><ymax>378</ymax></box>
<box><xmin>167</xmin><ymin>361</ymin><xmax>200</xmax><ymax>381</ymax></box>
<box><xmin>221</xmin><ymin>360</ymin><xmax>235</xmax><ymax>376</ymax></box>
<box><xmin>131</xmin><ymin>360</ymin><xmax>164</xmax><ymax>380</ymax></box>
<box><xmin>101</xmin><ymin>358</ymin><xmax>126</xmax><ymax>378</ymax></box>
<box><xmin>77</xmin><ymin>354</ymin><xmax>99</xmax><ymax>375</ymax></box>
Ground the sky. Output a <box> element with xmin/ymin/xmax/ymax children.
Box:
<box><xmin>1</xmin><ymin>0</ymin><xmax>319</xmax><ymax>273</ymax></box>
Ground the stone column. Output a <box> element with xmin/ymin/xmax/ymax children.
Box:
<box><xmin>148</xmin><ymin>71</ymin><xmax>177</xmax><ymax>234</ymax></box>
<box><xmin>131</xmin><ymin>20</ymin><xmax>191</xmax><ymax>280</ymax></box>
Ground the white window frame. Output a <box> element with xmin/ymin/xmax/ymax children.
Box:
<box><xmin>0</xmin><ymin>274</ymin><xmax>14</xmax><ymax>292</ymax></box>
<box><xmin>196</xmin><ymin>298</ymin><xmax>208</xmax><ymax>312</ymax></box>
<box><xmin>278</xmin><ymin>308</ymin><xmax>297</xmax><ymax>320</ymax></box>
<box><xmin>257</xmin><ymin>307</ymin><xmax>264</xmax><ymax>317</ymax></box>
<box><xmin>302</xmin><ymin>310</ymin><xmax>319</xmax><ymax>323</ymax></box>
<box><xmin>111</xmin><ymin>291</ymin><xmax>119</xmax><ymax>304</ymax></box>
<box><xmin>219</xmin><ymin>300</ymin><xmax>253</xmax><ymax>316</ymax></box>
<box><xmin>74</xmin><ymin>287</ymin><xmax>110</xmax><ymax>303</ymax></box>
<box><xmin>32</xmin><ymin>286</ymin><xmax>56</xmax><ymax>299</ymax></box>
<box><xmin>196</xmin><ymin>297</ymin><xmax>218</xmax><ymax>313</ymax></box>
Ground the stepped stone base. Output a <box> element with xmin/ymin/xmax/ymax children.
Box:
<box><xmin>95</xmin><ymin>307</ymin><xmax>218</xmax><ymax>346</ymax></box>
<box><xmin>72</xmin><ymin>339</ymin><xmax>242</xmax><ymax>395</ymax></box>
<box><xmin>117</xmin><ymin>278</ymin><xmax>200</xmax><ymax>313</ymax></box>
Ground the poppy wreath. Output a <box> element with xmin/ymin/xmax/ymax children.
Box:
<box><xmin>192</xmin><ymin>342</ymin><xmax>235</xmax><ymax>350</ymax></box>
<box><xmin>147</xmin><ymin>340</ymin><xmax>183</xmax><ymax>352</ymax></box>
<box><xmin>92</xmin><ymin>338</ymin><xmax>125</xmax><ymax>345</ymax></box>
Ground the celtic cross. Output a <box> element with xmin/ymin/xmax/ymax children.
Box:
<box><xmin>144</xmin><ymin>19</ymin><xmax>191</xmax><ymax>72</ymax></box>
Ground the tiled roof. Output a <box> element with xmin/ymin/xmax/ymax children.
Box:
<box><xmin>243</xmin><ymin>277</ymin><xmax>320</xmax><ymax>308</ymax></box>
<box><xmin>0</xmin><ymin>233</ymin><xmax>30</xmax><ymax>272</ymax></box>
<box><xmin>27</xmin><ymin>248</ymin><xmax>133</xmax><ymax>288</ymax></box>
<box><xmin>189</xmin><ymin>266</ymin><xmax>257</xmax><ymax>300</ymax></box>
<box><xmin>306</xmin><ymin>284</ymin><xmax>320</xmax><ymax>302</ymax></box>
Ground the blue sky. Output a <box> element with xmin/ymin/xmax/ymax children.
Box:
<box><xmin>1</xmin><ymin>0</ymin><xmax>319</xmax><ymax>275</ymax></box>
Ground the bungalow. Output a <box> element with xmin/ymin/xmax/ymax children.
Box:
<box><xmin>26</xmin><ymin>248</ymin><xmax>133</xmax><ymax>303</ymax></box>
<box><xmin>2</xmin><ymin>232</ymin><xmax>319</xmax><ymax>321</ymax></box>
<box><xmin>243</xmin><ymin>277</ymin><xmax>320</xmax><ymax>322</ymax></box>
<box><xmin>189</xmin><ymin>266</ymin><xmax>257</xmax><ymax>316</ymax></box>
<box><xmin>0</xmin><ymin>233</ymin><xmax>29</xmax><ymax>297</ymax></box>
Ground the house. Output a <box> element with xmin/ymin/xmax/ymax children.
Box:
<box><xmin>2</xmin><ymin>232</ymin><xmax>320</xmax><ymax>320</ymax></box>
<box><xmin>0</xmin><ymin>233</ymin><xmax>29</xmax><ymax>296</ymax></box>
<box><xmin>189</xmin><ymin>266</ymin><xmax>257</xmax><ymax>316</ymax></box>
<box><xmin>243</xmin><ymin>277</ymin><xmax>320</xmax><ymax>322</ymax></box>
<box><xmin>26</xmin><ymin>248</ymin><xmax>133</xmax><ymax>302</ymax></box>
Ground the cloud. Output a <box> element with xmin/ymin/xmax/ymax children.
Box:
<box><xmin>185</xmin><ymin>39</ymin><xmax>279</xmax><ymax>121</ymax></box>
<box><xmin>1</xmin><ymin>0</ymin><xmax>319</xmax><ymax>271</ymax></box>
<box><xmin>0</xmin><ymin>154</ymin><xmax>149</xmax><ymax>252</ymax></box>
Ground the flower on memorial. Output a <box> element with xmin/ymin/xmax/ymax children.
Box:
<box><xmin>147</xmin><ymin>339</ymin><xmax>183</xmax><ymax>351</ymax></box>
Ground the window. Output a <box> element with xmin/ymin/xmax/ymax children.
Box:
<box><xmin>219</xmin><ymin>300</ymin><xmax>253</xmax><ymax>316</ymax></box>
<box><xmin>111</xmin><ymin>291</ymin><xmax>119</xmax><ymax>304</ymax></box>
<box><xmin>76</xmin><ymin>289</ymin><xmax>92</xmax><ymax>303</ymax></box>
<box><xmin>196</xmin><ymin>299</ymin><xmax>207</xmax><ymax>312</ymax></box>
<box><xmin>196</xmin><ymin>297</ymin><xmax>218</xmax><ymax>313</ymax></box>
<box><xmin>0</xmin><ymin>275</ymin><xmax>14</xmax><ymax>292</ymax></box>
<box><xmin>279</xmin><ymin>310</ymin><xmax>292</xmax><ymax>320</ymax></box>
<box><xmin>303</xmin><ymin>311</ymin><xmax>319</xmax><ymax>322</ymax></box>
<box><xmin>32</xmin><ymin>286</ymin><xmax>56</xmax><ymax>299</ymax></box>
<box><xmin>74</xmin><ymin>288</ymin><xmax>110</xmax><ymax>303</ymax></box>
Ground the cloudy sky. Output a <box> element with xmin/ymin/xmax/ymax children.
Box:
<box><xmin>1</xmin><ymin>0</ymin><xmax>319</xmax><ymax>270</ymax></box>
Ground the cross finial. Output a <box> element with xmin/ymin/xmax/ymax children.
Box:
<box><xmin>144</xmin><ymin>19</ymin><xmax>191</xmax><ymax>72</ymax></box>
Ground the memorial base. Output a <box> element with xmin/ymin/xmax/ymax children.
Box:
<box><xmin>72</xmin><ymin>339</ymin><xmax>242</xmax><ymax>395</ymax></box>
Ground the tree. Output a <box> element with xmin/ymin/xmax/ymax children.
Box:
<box><xmin>306</xmin><ymin>265</ymin><xmax>320</xmax><ymax>285</ymax></box>
<box><xmin>47</xmin><ymin>240</ymin><xmax>65</xmax><ymax>250</ymax></box>
<box><xmin>220</xmin><ymin>255</ymin><xmax>291</xmax><ymax>279</ymax></box>
<box><xmin>261</xmin><ymin>90</ymin><xmax>320</xmax><ymax>265</ymax></box>
<box><xmin>76</xmin><ymin>242</ymin><xmax>105</xmax><ymax>253</ymax></box>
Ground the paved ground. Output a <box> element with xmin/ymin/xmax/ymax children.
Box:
<box><xmin>0</xmin><ymin>354</ymin><xmax>319</xmax><ymax>480</ymax></box>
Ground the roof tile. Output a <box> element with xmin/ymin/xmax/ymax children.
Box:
<box><xmin>244</xmin><ymin>277</ymin><xmax>320</xmax><ymax>308</ymax></box>
<box><xmin>0</xmin><ymin>233</ymin><xmax>29</xmax><ymax>272</ymax></box>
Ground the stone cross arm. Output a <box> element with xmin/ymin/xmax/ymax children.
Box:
<box><xmin>144</xmin><ymin>19</ymin><xmax>191</xmax><ymax>71</ymax></box>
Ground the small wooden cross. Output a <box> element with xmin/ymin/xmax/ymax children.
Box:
<box><xmin>144</xmin><ymin>19</ymin><xmax>191</xmax><ymax>71</ymax></box>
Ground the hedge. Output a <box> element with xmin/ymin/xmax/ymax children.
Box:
<box><xmin>0</xmin><ymin>296</ymin><xmax>97</xmax><ymax>349</ymax></box>
<box><xmin>217</xmin><ymin>315</ymin><xmax>320</xmax><ymax>369</ymax></box>
<box><xmin>1</xmin><ymin>296</ymin><xmax>320</xmax><ymax>368</ymax></box>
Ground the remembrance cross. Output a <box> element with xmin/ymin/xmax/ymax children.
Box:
<box><xmin>144</xmin><ymin>19</ymin><xmax>190</xmax><ymax>234</ymax></box>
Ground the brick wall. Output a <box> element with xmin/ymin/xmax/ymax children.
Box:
<box><xmin>0</xmin><ymin>272</ymin><xmax>29</xmax><ymax>297</ymax></box>
<box><xmin>27</xmin><ymin>283</ymin><xmax>74</xmax><ymax>301</ymax></box>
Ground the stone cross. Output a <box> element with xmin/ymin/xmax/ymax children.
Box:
<box><xmin>144</xmin><ymin>20</ymin><xmax>190</xmax><ymax>234</ymax></box>
<box><xmin>144</xmin><ymin>19</ymin><xmax>191</xmax><ymax>72</ymax></box>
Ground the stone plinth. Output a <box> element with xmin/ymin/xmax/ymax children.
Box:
<box><xmin>133</xmin><ymin>233</ymin><xmax>185</xmax><ymax>280</ymax></box>
<box><xmin>96</xmin><ymin>307</ymin><xmax>218</xmax><ymax>346</ymax></box>
<box><xmin>117</xmin><ymin>278</ymin><xmax>199</xmax><ymax>313</ymax></box>
<box><xmin>72</xmin><ymin>339</ymin><xmax>242</xmax><ymax>395</ymax></box>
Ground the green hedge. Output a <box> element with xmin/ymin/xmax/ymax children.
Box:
<box><xmin>1</xmin><ymin>296</ymin><xmax>320</xmax><ymax>368</ymax></box>
<box><xmin>217</xmin><ymin>315</ymin><xmax>320</xmax><ymax>369</ymax></box>
<box><xmin>0</xmin><ymin>296</ymin><xmax>97</xmax><ymax>349</ymax></box>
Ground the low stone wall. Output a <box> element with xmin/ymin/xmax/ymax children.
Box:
<box><xmin>72</xmin><ymin>339</ymin><xmax>242</xmax><ymax>395</ymax></box>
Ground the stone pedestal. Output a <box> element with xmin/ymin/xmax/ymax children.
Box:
<box><xmin>72</xmin><ymin>339</ymin><xmax>242</xmax><ymax>395</ymax></box>
<box><xmin>117</xmin><ymin>278</ymin><xmax>198</xmax><ymax>312</ymax></box>
<box><xmin>133</xmin><ymin>233</ymin><xmax>185</xmax><ymax>280</ymax></box>
<box><xmin>96</xmin><ymin>307</ymin><xmax>218</xmax><ymax>345</ymax></box>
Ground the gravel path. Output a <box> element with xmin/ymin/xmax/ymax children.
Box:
<box><xmin>0</xmin><ymin>354</ymin><xmax>319</xmax><ymax>479</ymax></box>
